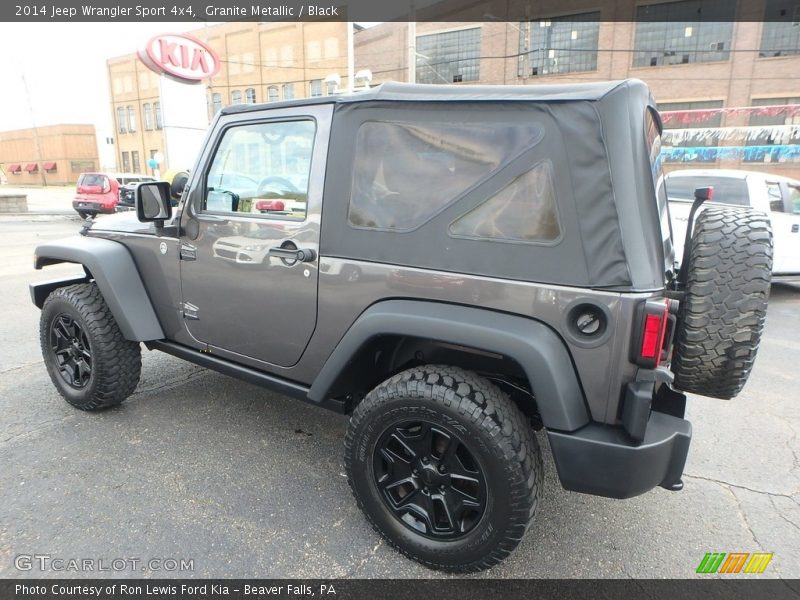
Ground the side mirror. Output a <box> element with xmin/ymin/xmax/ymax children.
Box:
<box><xmin>136</xmin><ymin>181</ymin><xmax>172</xmax><ymax>226</ymax></box>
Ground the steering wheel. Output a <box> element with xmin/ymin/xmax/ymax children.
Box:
<box><xmin>256</xmin><ymin>176</ymin><xmax>298</xmax><ymax>197</ymax></box>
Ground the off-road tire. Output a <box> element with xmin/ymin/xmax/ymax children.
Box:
<box><xmin>672</xmin><ymin>206</ymin><xmax>772</xmax><ymax>399</ymax></box>
<box><xmin>344</xmin><ymin>365</ymin><xmax>543</xmax><ymax>572</ymax></box>
<box><xmin>40</xmin><ymin>283</ymin><xmax>141</xmax><ymax>410</ymax></box>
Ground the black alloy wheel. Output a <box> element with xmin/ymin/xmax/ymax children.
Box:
<box><xmin>374</xmin><ymin>420</ymin><xmax>486</xmax><ymax>540</ymax></box>
<box><xmin>40</xmin><ymin>283</ymin><xmax>141</xmax><ymax>410</ymax></box>
<box><xmin>345</xmin><ymin>365</ymin><xmax>543</xmax><ymax>572</ymax></box>
<box><xmin>49</xmin><ymin>314</ymin><xmax>92</xmax><ymax>388</ymax></box>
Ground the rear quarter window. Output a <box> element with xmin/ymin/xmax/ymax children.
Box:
<box><xmin>347</xmin><ymin>120</ymin><xmax>544</xmax><ymax>231</ymax></box>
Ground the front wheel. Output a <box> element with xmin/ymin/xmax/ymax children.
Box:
<box><xmin>344</xmin><ymin>365</ymin><xmax>543</xmax><ymax>572</ymax></box>
<box><xmin>40</xmin><ymin>283</ymin><xmax>141</xmax><ymax>410</ymax></box>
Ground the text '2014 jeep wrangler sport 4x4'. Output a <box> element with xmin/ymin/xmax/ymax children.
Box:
<box><xmin>31</xmin><ymin>80</ymin><xmax>773</xmax><ymax>572</ymax></box>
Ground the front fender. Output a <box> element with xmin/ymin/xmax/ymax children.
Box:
<box><xmin>308</xmin><ymin>300</ymin><xmax>590</xmax><ymax>432</ymax></box>
<box><xmin>32</xmin><ymin>235</ymin><xmax>164</xmax><ymax>342</ymax></box>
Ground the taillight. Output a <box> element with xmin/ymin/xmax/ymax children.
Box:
<box><xmin>631</xmin><ymin>300</ymin><xmax>671</xmax><ymax>369</ymax></box>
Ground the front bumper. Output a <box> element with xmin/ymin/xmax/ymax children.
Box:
<box><xmin>548</xmin><ymin>408</ymin><xmax>691</xmax><ymax>500</ymax></box>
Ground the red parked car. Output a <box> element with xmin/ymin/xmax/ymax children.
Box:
<box><xmin>73</xmin><ymin>172</ymin><xmax>155</xmax><ymax>218</ymax></box>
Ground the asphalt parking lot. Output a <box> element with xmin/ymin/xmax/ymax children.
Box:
<box><xmin>1</xmin><ymin>215</ymin><xmax>799</xmax><ymax>579</ymax></box>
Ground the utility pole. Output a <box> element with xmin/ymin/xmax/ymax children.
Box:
<box><xmin>407</xmin><ymin>4</ymin><xmax>416</xmax><ymax>84</ymax></box>
<box><xmin>347</xmin><ymin>22</ymin><xmax>355</xmax><ymax>92</ymax></box>
<box><xmin>21</xmin><ymin>74</ymin><xmax>46</xmax><ymax>187</ymax></box>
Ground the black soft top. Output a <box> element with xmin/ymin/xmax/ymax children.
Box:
<box><xmin>221</xmin><ymin>80</ymin><xmax>632</xmax><ymax>116</ymax></box>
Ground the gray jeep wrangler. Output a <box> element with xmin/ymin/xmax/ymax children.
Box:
<box><xmin>31</xmin><ymin>79</ymin><xmax>772</xmax><ymax>572</ymax></box>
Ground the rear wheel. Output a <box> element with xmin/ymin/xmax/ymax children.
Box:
<box><xmin>40</xmin><ymin>283</ymin><xmax>141</xmax><ymax>410</ymax></box>
<box><xmin>672</xmin><ymin>206</ymin><xmax>773</xmax><ymax>399</ymax></box>
<box><xmin>344</xmin><ymin>365</ymin><xmax>543</xmax><ymax>572</ymax></box>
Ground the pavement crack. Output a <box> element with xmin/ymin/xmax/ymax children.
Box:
<box><xmin>0</xmin><ymin>416</ymin><xmax>72</xmax><ymax>447</ymax></box>
<box><xmin>727</xmin><ymin>486</ymin><xmax>765</xmax><ymax>551</ymax></box>
<box><xmin>0</xmin><ymin>360</ymin><xmax>43</xmax><ymax>375</ymax></box>
<box><xmin>684</xmin><ymin>473</ymin><xmax>799</xmax><ymax>500</ymax></box>
<box><xmin>133</xmin><ymin>368</ymin><xmax>209</xmax><ymax>396</ymax></box>
<box><xmin>768</xmin><ymin>495</ymin><xmax>800</xmax><ymax>533</ymax></box>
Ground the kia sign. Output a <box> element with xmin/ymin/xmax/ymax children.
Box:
<box><xmin>139</xmin><ymin>33</ymin><xmax>220</xmax><ymax>83</ymax></box>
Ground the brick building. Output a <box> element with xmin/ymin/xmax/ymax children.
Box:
<box><xmin>107</xmin><ymin>21</ymin><xmax>351</xmax><ymax>174</ymax></box>
<box><xmin>0</xmin><ymin>124</ymin><xmax>99</xmax><ymax>186</ymax></box>
<box><xmin>356</xmin><ymin>0</ymin><xmax>800</xmax><ymax>178</ymax></box>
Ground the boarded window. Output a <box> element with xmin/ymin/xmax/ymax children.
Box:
<box><xmin>449</xmin><ymin>161</ymin><xmax>560</xmax><ymax>243</ymax></box>
<box><xmin>348</xmin><ymin>121</ymin><xmax>544</xmax><ymax>231</ymax></box>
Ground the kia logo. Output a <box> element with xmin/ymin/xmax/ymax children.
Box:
<box><xmin>139</xmin><ymin>33</ymin><xmax>220</xmax><ymax>83</ymax></box>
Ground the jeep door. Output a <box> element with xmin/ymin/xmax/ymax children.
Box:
<box><xmin>178</xmin><ymin>104</ymin><xmax>332</xmax><ymax>367</ymax></box>
<box><xmin>764</xmin><ymin>178</ymin><xmax>800</xmax><ymax>275</ymax></box>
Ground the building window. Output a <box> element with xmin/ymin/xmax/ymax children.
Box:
<box><xmin>324</xmin><ymin>37</ymin><xmax>339</xmax><ymax>59</ymax></box>
<box><xmin>326</xmin><ymin>79</ymin><xmax>339</xmax><ymax>95</ymax></box>
<box><xmin>154</xmin><ymin>102</ymin><xmax>163</xmax><ymax>129</ymax></box>
<box><xmin>660</xmin><ymin>100</ymin><xmax>724</xmax><ymax>163</ymax></box>
<box><xmin>760</xmin><ymin>0</ymin><xmax>800</xmax><ymax>57</ymax></box>
<box><xmin>143</xmin><ymin>103</ymin><xmax>153</xmax><ymax>130</ymax></box>
<box><xmin>131</xmin><ymin>151</ymin><xmax>141</xmax><ymax>173</ymax></box>
<box><xmin>245</xmin><ymin>88</ymin><xmax>257</xmax><ymax>103</ymax></box>
<box><xmin>127</xmin><ymin>106</ymin><xmax>136</xmax><ymax>132</ymax></box>
<box><xmin>280</xmin><ymin>45</ymin><xmax>294</xmax><ymax>66</ymax></box>
<box><xmin>242</xmin><ymin>52</ymin><xmax>255</xmax><ymax>73</ymax></box>
<box><xmin>211</xmin><ymin>93</ymin><xmax>222</xmax><ymax>116</ymax></box>
<box><xmin>283</xmin><ymin>83</ymin><xmax>295</xmax><ymax>100</ymax></box>
<box><xmin>116</xmin><ymin>107</ymin><xmax>127</xmax><ymax>134</ymax></box>
<box><xmin>267</xmin><ymin>86</ymin><xmax>279</xmax><ymax>102</ymax></box>
<box><xmin>526</xmin><ymin>12</ymin><xmax>601</xmax><ymax>76</ymax></box>
<box><xmin>633</xmin><ymin>0</ymin><xmax>736</xmax><ymax>67</ymax></box>
<box><xmin>307</xmin><ymin>40</ymin><xmax>322</xmax><ymax>61</ymax></box>
<box><xmin>121</xmin><ymin>151</ymin><xmax>130</xmax><ymax>172</ymax></box>
<box><xmin>309</xmin><ymin>79</ymin><xmax>322</xmax><ymax>97</ymax></box>
<box><xmin>416</xmin><ymin>27</ymin><xmax>481</xmax><ymax>84</ymax></box>
<box><xmin>744</xmin><ymin>97</ymin><xmax>800</xmax><ymax>162</ymax></box>
<box><xmin>231</xmin><ymin>90</ymin><xmax>242</xmax><ymax>104</ymax></box>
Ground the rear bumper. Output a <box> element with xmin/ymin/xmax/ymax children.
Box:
<box><xmin>548</xmin><ymin>409</ymin><xmax>691</xmax><ymax>499</ymax></box>
<box><xmin>73</xmin><ymin>200</ymin><xmax>115</xmax><ymax>214</ymax></box>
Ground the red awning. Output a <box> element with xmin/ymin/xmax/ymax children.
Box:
<box><xmin>43</xmin><ymin>162</ymin><xmax>57</xmax><ymax>171</ymax></box>
<box><xmin>24</xmin><ymin>163</ymin><xmax>38</xmax><ymax>172</ymax></box>
<box><xmin>7</xmin><ymin>164</ymin><xmax>21</xmax><ymax>173</ymax></box>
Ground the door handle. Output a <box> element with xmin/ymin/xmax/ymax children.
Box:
<box><xmin>268</xmin><ymin>246</ymin><xmax>316</xmax><ymax>263</ymax></box>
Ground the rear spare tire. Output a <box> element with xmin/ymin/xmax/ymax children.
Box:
<box><xmin>672</xmin><ymin>206</ymin><xmax>772</xmax><ymax>399</ymax></box>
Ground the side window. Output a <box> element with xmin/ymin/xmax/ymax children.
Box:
<box><xmin>788</xmin><ymin>184</ymin><xmax>800</xmax><ymax>215</ymax></box>
<box><xmin>449</xmin><ymin>161</ymin><xmax>560</xmax><ymax>244</ymax></box>
<box><xmin>203</xmin><ymin>120</ymin><xmax>315</xmax><ymax>221</ymax></box>
<box><xmin>348</xmin><ymin>120</ymin><xmax>544</xmax><ymax>231</ymax></box>
<box><xmin>767</xmin><ymin>182</ymin><xmax>784</xmax><ymax>212</ymax></box>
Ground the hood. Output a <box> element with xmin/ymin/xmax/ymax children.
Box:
<box><xmin>87</xmin><ymin>211</ymin><xmax>158</xmax><ymax>235</ymax></box>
